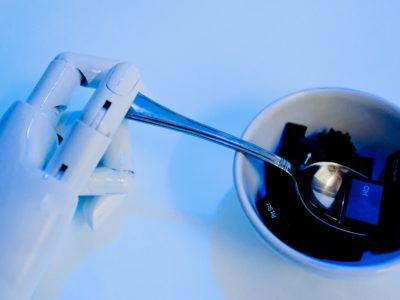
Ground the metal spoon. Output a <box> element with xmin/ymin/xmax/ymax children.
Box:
<box><xmin>126</xmin><ymin>93</ymin><xmax>367</xmax><ymax>235</ymax></box>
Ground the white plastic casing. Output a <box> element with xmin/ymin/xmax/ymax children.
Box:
<box><xmin>0</xmin><ymin>53</ymin><xmax>140</xmax><ymax>299</ymax></box>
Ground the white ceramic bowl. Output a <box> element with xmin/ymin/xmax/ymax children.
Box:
<box><xmin>234</xmin><ymin>88</ymin><xmax>400</xmax><ymax>274</ymax></box>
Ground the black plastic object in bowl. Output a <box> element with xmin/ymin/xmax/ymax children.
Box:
<box><xmin>257</xmin><ymin>123</ymin><xmax>400</xmax><ymax>262</ymax></box>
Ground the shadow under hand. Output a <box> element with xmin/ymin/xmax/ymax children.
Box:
<box><xmin>166</xmin><ymin>97</ymin><xmax>266</xmax><ymax>219</ymax></box>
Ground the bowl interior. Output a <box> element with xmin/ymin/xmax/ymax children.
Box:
<box><xmin>234</xmin><ymin>88</ymin><xmax>400</xmax><ymax>273</ymax></box>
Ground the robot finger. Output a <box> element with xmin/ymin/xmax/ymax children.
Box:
<box><xmin>81</xmin><ymin>120</ymin><xmax>135</xmax><ymax>229</ymax></box>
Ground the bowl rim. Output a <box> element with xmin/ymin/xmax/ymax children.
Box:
<box><xmin>233</xmin><ymin>87</ymin><xmax>400</xmax><ymax>275</ymax></box>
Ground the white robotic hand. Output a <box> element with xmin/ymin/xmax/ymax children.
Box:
<box><xmin>0</xmin><ymin>53</ymin><xmax>140</xmax><ymax>300</ymax></box>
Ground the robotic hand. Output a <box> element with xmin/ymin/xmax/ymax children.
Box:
<box><xmin>0</xmin><ymin>53</ymin><xmax>141</xmax><ymax>300</ymax></box>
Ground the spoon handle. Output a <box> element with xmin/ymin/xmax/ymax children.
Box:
<box><xmin>126</xmin><ymin>93</ymin><xmax>292</xmax><ymax>173</ymax></box>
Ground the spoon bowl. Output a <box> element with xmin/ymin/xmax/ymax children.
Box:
<box><xmin>296</xmin><ymin>162</ymin><xmax>368</xmax><ymax>235</ymax></box>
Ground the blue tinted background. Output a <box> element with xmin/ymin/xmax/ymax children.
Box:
<box><xmin>1</xmin><ymin>1</ymin><xmax>400</xmax><ymax>299</ymax></box>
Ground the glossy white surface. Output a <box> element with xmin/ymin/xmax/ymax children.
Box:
<box><xmin>1</xmin><ymin>1</ymin><xmax>400</xmax><ymax>299</ymax></box>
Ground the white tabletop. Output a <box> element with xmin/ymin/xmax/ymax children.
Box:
<box><xmin>1</xmin><ymin>1</ymin><xmax>400</xmax><ymax>299</ymax></box>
